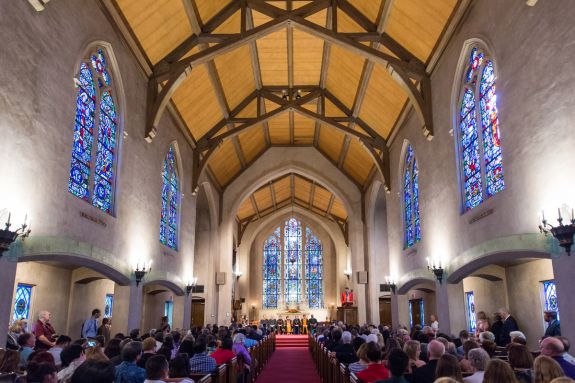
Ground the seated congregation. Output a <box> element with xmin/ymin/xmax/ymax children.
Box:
<box><xmin>310</xmin><ymin>311</ymin><xmax>575</xmax><ymax>383</ymax></box>
<box><xmin>0</xmin><ymin>309</ymin><xmax>273</xmax><ymax>383</ymax></box>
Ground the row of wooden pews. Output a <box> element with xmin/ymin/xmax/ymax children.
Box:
<box><xmin>186</xmin><ymin>333</ymin><xmax>276</xmax><ymax>383</ymax></box>
<box><xmin>308</xmin><ymin>334</ymin><xmax>361</xmax><ymax>383</ymax></box>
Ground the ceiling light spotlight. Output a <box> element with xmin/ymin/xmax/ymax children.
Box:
<box><xmin>281</xmin><ymin>90</ymin><xmax>289</xmax><ymax>101</ymax></box>
<box><xmin>295</xmin><ymin>90</ymin><xmax>302</xmax><ymax>100</ymax></box>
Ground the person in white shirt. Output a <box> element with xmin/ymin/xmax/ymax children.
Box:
<box><xmin>463</xmin><ymin>348</ymin><xmax>490</xmax><ymax>383</ymax></box>
<box><xmin>430</xmin><ymin>314</ymin><xmax>439</xmax><ymax>334</ymax></box>
<box><xmin>143</xmin><ymin>354</ymin><xmax>193</xmax><ymax>383</ymax></box>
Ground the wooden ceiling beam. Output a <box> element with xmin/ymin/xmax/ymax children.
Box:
<box><xmin>250</xmin><ymin>195</ymin><xmax>261</xmax><ymax>219</ymax></box>
<box><xmin>270</xmin><ymin>182</ymin><xmax>277</xmax><ymax>209</ymax></box>
<box><xmin>337</xmin><ymin>0</ymin><xmax>377</xmax><ymax>32</ymax></box>
<box><xmin>245</xmin><ymin>7</ymin><xmax>271</xmax><ymax>148</ymax></box>
<box><xmin>308</xmin><ymin>182</ymin><xmax>316</xmax><ymax>209</ymax></box>
<box><xmin>325</xmin><ymin>194</ymin><xmax>335</xmax><ymax>217</ymax></box>
<box><xmin>314</xmin><ymin>3</ymin><xmax>333</xmax><ymax>153</ymax></box>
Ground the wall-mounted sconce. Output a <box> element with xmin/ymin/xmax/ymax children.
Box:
<box><xmin>426</xmin><ymin>257</ymin><xmax>444</xmax><ymax>284</ymax></box>
<box><xmin>344</xmin><ymin>269</ymin><xmax>352</xmax><ymax>280</ymax></box>
<box><xmin>134</xmin><ymin>260</ymin><xmax>152</xmax><ymax>286</ymax></box>
<box><xmin>186</xmin><ymin>276</ymin><xmax>198</xmax><ymax>296</ymax></box>
<box><xmin>1</xmin><ymin>211</ymin><xmax>31</xmax><ymax>256</ymax></box>
<box><xmin>384</xmin><ymin>275</ymin><xmax>397</xmax><ymax>294</ymax></box>
<box><xmin>539</xmin><ymin>205</ymin><xmax>575</xmax><ymax>255</ymax></box>
<box><xmin>233</xmin><ymin>269</ymin><xmax>243</xmax><ymax>280</ymax></box>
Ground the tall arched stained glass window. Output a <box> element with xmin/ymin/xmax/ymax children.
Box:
<box><xmin>305</xmin><ymin>227</ymin><xmax>323</xmax><ymax>309</ymax></box>
<box><xmin>160</xmin><ymin>146</ymin><xmax>180</xmax><ymax>250</ymax></box>
<box><xmin>284</xmin><ymin>218</ymin><xmax>302</xmax><ymax>305</ymax></box>
<box><xmin>262</xmin><ymin>219</ymin><xmax>324</xmax><ymax>309</ymax></box>
<box><xmin>263</xmin><ymin>228</ymin><xmax>281</xmax><ymax>309</ymax></box>
<box><xmin>458</xmin><ymin>46</ymin><xmax>504</xmax><ymax>211</ymax></box>
<box><xmin>68</xmin><ymin>47</ymin><xmax>120</xmax><ymax>214</ymax></box>
<box><xmin>403</xmin><ymin>144</ymin><xmax>420</xmax><ymax>248</ymax></box>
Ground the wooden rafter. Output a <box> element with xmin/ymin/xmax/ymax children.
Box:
<box><xmin>146</xmin><ymin>5</ymin><xmax>432</xmax><ymax>145</ymax></box>
<box><xmin>190</xmin><ymin>84</ymin><xmax>390</xmax><ymax>191</ymax></box>
<box><xmin>308</xmin><ymin>182</ymin><xmax>316</xmax><ymax>209</ymax></box>
<box><xmin>250</xmin><ymin>194</ymin><xmax>260</xmax><ymax>219</ymax></box>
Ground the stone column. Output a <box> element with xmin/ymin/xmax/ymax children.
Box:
<box><xmin>182</xmin><ymin>293</ymin><xmax>192</xmax><ymax>330</ymax></box>
<box><xmin>127</xmin><ymin>281</ymin><xmax>143</xmax><ymax>332</ymax></box>
<box><xmin>435</xmin><ymin>281</ymin><xmax>452</xmax><ymax>335</ymax></box>
<box><xmin>348</xmin><ymin>215</ymin><xmax>367</xmax><ymax>324</ymax></box>
<box><xmin>0</xmin><ymin>257</ymin><xmax>18</xmax><ymax>348</ymax></box>
<box><xmin>217</xmin><ymin>222</ymin><xmax>234</xmax><ymax>326</ymax></box>
<box><xmin>391</xmin><ymin>293</ymin><xmax>400</xmax><ymax>331</ymax></box>
<box><xmin>552</xmin><ymin>255</ymin><xmax>575</xmax><ymax>343</ymax></box>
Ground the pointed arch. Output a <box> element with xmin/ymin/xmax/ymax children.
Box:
<box><xmin>401</xmin><ymin>141</ymin><xmax>420</xmax><ymax>248</ymax></box>
<box><xmin>160</xmin><ymin>142</ymin><xmax>181</xmax><ymax>250</ymax></box>
<box><xmin>452</xmin><ymin>38</ymin><xmax>505</xmax><ymax>212</ymax></box>
<box><xmin>67</xmin><ymin>42</ymin><xmax>125</xmax><ymax>215</ymax></box>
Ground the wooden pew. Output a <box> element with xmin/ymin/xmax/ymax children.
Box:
<box><xmin>226</xmin><ymin>358</ymin><xmax>238</xmax><ymax>383</ymax></box>
<box><xmin>340</xmin><ymin>363</ymin><xmax>350</xmax><ymax>383</ymax></box>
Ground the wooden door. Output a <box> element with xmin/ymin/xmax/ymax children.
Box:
<box><xmin>379</xmin><ymin>297</ymin><xmax>392</xmax><ymax>326</ymax></box>
<box><xmin>191</xmin><ymin>298</ymin><xmax>205</xmax><ymax>328</ymax></box>
<box><xmin>409</xmin><ymin>299</ymin><xmax>424</xmax><ymax>327</ymax></box>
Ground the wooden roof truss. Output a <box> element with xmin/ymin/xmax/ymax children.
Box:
<box><xmin>144</xmin><ymin>0</ymin><xmax>434</xmax><ymax>193</ymax></box>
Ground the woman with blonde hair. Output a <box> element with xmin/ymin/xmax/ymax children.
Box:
<box><xmin>549</xmin><ymin>378</ymin><xmax>575</xmax><ymax>383</ymax></box>
<box><xmin>483</xmin><ymin>359</ymin><xmax>518</xmax><ymax>383</ymax></box>
<box><xmin>348</xmin><ymin>343</ymin><xmax>369</xmax><ymax>374</ymax></box>
<box><xmin>436</xmin><ymin>354</ymin><xmax>464</xmax><ymax>383</ymax></box>
<box><xmin>403</xmin><ymin>340</ymin><xmax>426</xmax><ymax>374</ymax></box>
<box><xmin>84</xmin><ymin>346</ymin><xmax>109</xmax><ymax>362</ymax></box>
<box><xmin>534</xmin><ymin>355</ymin><xmax>565</xmax><ymax>383</ymax></box>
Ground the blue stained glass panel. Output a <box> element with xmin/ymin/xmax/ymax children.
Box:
<box><xmin>92</xmin><ymin>173</ymin><xmax>112</xmax><ymax>213</ymax></box>
<box><xmin>104</xmin><ymin>294</ymin><xmax>114</xmax><ymax>318</ymax></box>
<box><xmin>69</xmin><ymin>157</ymin><xmax>91</xmax><ymax>201</ymax></box>
<box><xmin>263</xmin><ymin>229</ymin><xmax>281</xmax><ymax>309</ymax></box>
<box><xmin>160</xmin><ymin>146</ymin><xmax>179</xmax><ymax>250</ymax></box>
<box><xmin>543</xmin><ymin>281</ymin><xmax>559</xmax><ymax>314</ymax></box>
<box><xmin>305</xmin><ymin>228</ymin><xmax>323</xmax><ymax>309</ymax></box>
<box><xmin>459</xmin><ymin>49</ymin><xmax>504</xmax><ymax>212</ymax></box>
<box><xmin>404</xmin><ymin>145</ymin><xmax>420</xmax><ymax>248</ymax></box>
<box><xmin>13</xmin><ymin>284</ymin><xmax>33</xmax><ymax>322</ymax></box>
<box><xmin>466</xmin><ymin>291</ymin><xmax>476</xmax><ymax>333</ymax></box>
<box><xmin>284</xmin><ymin>218</ymin><xmax>302</xmax><ymax>305</ymax></box>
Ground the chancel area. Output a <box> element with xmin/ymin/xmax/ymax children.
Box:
<box><xmin>1</xmin><ymin>1</ymin><xmax>575</xmax><ymax>383</ymax></box>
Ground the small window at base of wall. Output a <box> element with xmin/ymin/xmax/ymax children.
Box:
<box><xmin>13</xmin><ymin>284</ymin><xmax>33</xmax><ymax>323</ymax></box>
<box><xmin>542</xmin><ymin>280</ymin><xmax>559</xmax><ymax>319</ymax></box>
<box><xmin>456</xmin><ymin>45</ymin><xmax>505</xmax><ymax>212</ymax></box>
<box><xmin>465</xmin><ymin>291</ymin><xmax>476</xmax><ymax>333</ymax></box>
<box><xmin>104</xmin><ymin>294</ymin><xmax>114</xmax><ymax>318</ymax></box>
<box><xmin>164</xmin><ymin>301</ymin><xmax>174</xmax><ymax>327</ymax></box>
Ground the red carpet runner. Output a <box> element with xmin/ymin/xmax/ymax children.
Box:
<box><xmin>256</xmin><ymin>335</ymin><xmax>320</xmax><ymax>383</ymax></box>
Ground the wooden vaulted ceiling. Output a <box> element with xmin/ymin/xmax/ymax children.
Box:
<box><xmin>236</xmin><ymin>172</ymin><xmax>348</xmax><ymax>241</ymax></box>
<box><xmin>112</xmin><ymin>0</ymin><xmax>459</xmax><ymax>192</ymax></box>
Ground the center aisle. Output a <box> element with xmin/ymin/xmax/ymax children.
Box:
<box><xmin>256</xmin><ymin>335</ymin><xmax>320</xmax><ymax>383</ymax></box>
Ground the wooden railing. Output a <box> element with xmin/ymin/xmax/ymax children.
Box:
<box><xmin>189</xmin><ymin>332</ymin><xmax>276</xmax><ymax>383</ymax></box>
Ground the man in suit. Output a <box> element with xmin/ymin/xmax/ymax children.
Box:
<box><xmin>412</xmin><ymin>340</ymin><xmax>445</xmax><ymax>383</ymax></box>
<box><xmin>497</xmin><ymin>307</ymin><xmax>519</xmax><ymax>347</ymax></box>
<box><xmin>293</xmin><ymin>316</ymin><xmax>301</xmax><ymax>335</ymax></box>
<box><xmin>544</xmin><ymin>311</ymin><xmax>561</xmax><ymax>337</ymax></box>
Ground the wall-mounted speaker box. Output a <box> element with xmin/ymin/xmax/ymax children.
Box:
<box><xmin>192</xmin><ymin>285</ymin><xmax>204</xmax><ymax>293</ymax></box>
<box><xmin>357</xmin><ymin>271</ymin><xmax>368</xmax><ymax>284</ymax></box>
<box><xmin>216</xmin><ymin>272</ymin><xmax>226</xmax><ymax>285</ymax></box>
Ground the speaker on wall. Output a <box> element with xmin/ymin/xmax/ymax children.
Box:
<box><xmin>216</xmin><ymin>272</ymin><xmax>226</xmax><ymax>285</ymax></box>
<box><xmin>357</xmin><ymin>271</ymin><xmax>368</xmax><ymax>284</ymax></box>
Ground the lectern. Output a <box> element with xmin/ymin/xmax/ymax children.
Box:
<box><xmin>336</xmin><ymin>306</ymin><xmax>358</xmax><ymax>325</ymax></box>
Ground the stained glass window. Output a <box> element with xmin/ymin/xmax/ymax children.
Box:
<box><xmin>262</xmin><ymin>220</ymin><xmax>324</xmax><ymax>309</ymax></box>
<box><xmin>305</xmin><ymin>227</ymin><xmax>323</xmax><ymax>309</ymax></box>
<box><xmin>284</xmin><ymin>218</ymin><xmax>302</xmax><ymax>306</ymax></box>
<box><xmin>68</xmin><ymin>48</ymin><xmax>120</xmax><ymax>214</ymax></box>
<box><xmin>160</xmin><ymin>146</ymin><xmax>179</xmax><ymax>250</ymax></box>
<box><xmin>13</xmin><ymin>284</ymin><xmax>33</xmax><ymax>323</ymax></box>
<box><xmin>458</xmin><ymin>46</ymin><xmax>504</xmax><ymax>211</ymax></box>
<box><xmin>403</xmin><ymin>145</ymin><xmax>420</xmax><ymax>248</ymax></box>
<box><xmin>104</xmin><ymin>294</ymin><xmax>114</xmax><ymax>318</ymax></box>
<box><xmin>408</xmin><ymin>299</ymin><xmax>424</xmax><ymax>328</ymax></box>
<box><xmin>164</xmin><ymin>300</ymin><xmax>173</xmax><ymax>327</ymax></box>
<box><xmin>466</xmin><ymin>291</ymin><xmax>476</xmax><ymax>333</ymax></box>
<box><xmin>543</xmin><ymin>280</ymin><xmax>559</xmax><ymax>316</ymax></box>
<box><xmin>263</xmin><ymin>228</ymin><xmax>281</xmax><ymax>309</ymax></box>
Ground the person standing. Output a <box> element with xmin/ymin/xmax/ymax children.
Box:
<box><xmin>277</xmin><ymin>316</ymin><xmax>284</xmax><ymax>335</ymax></box>
<box><xmin>82</xmin><ymin>309</ymin><xmax>101</xmax><ymax>339</ymax></box>
<box><xmin>160</xmin><ymin>316</ymin><xmax>171</xmax><ymax>335</ymax></box>
<box><xmin>286</xmin><ymin>317</ymin><xmax>292</xmax><ymax>335</ymax></box>
<box><xmin>293</xmin><ymin>316</ymin><xmax>301</xmax><ymax>335</ymax></box>
<box><xmin>302</xmin><ymin>315</ymin><xmax>308</xmax><ymax>335</ymax></box>
<box><xmin>544</xmin><ymin>311</ymin><xmax>561</xmax><ymax>338</ymax></box>
<box><xmin>309</xmin><ymin>314</ymin><xmax>318</xmax><ymax>335</ymax></box>
<box><xmin>98</xmin><ymin>317</ymin><xmax>112</xmax><ymax>345</ymax></box>
<box><xmin>498</xmin><ymin>308</ymin><xmax>519</xmax><ymax>346</ymax></box>
<box><xmin>34</xmin><ymin>310</ymin><xmax>56</xmax><ymax>350</ymax></box>
<box><xmin>430</xmin><ymin>314</ymin><xmax>439</xmax><ymax>335</ymax></box>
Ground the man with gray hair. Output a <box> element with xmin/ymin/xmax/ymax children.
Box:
<box><xmin>33</xmin><ymin>310</ymin><xmax>56</xmax><ymax>350</ymax></box>
<box><xmin>478</xmin><ymin>331</ymin><xmax>495</xmax><ymax>344</ymax></box>
<box><xmin>332</xmin><ymin>331</ymin><xmax>358</xmax><ymax>364</ymax></box>
<box><xmin>464</xmin><ymin>348</ymin><xmax>490</xmax><ymax>383</ymax></box>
